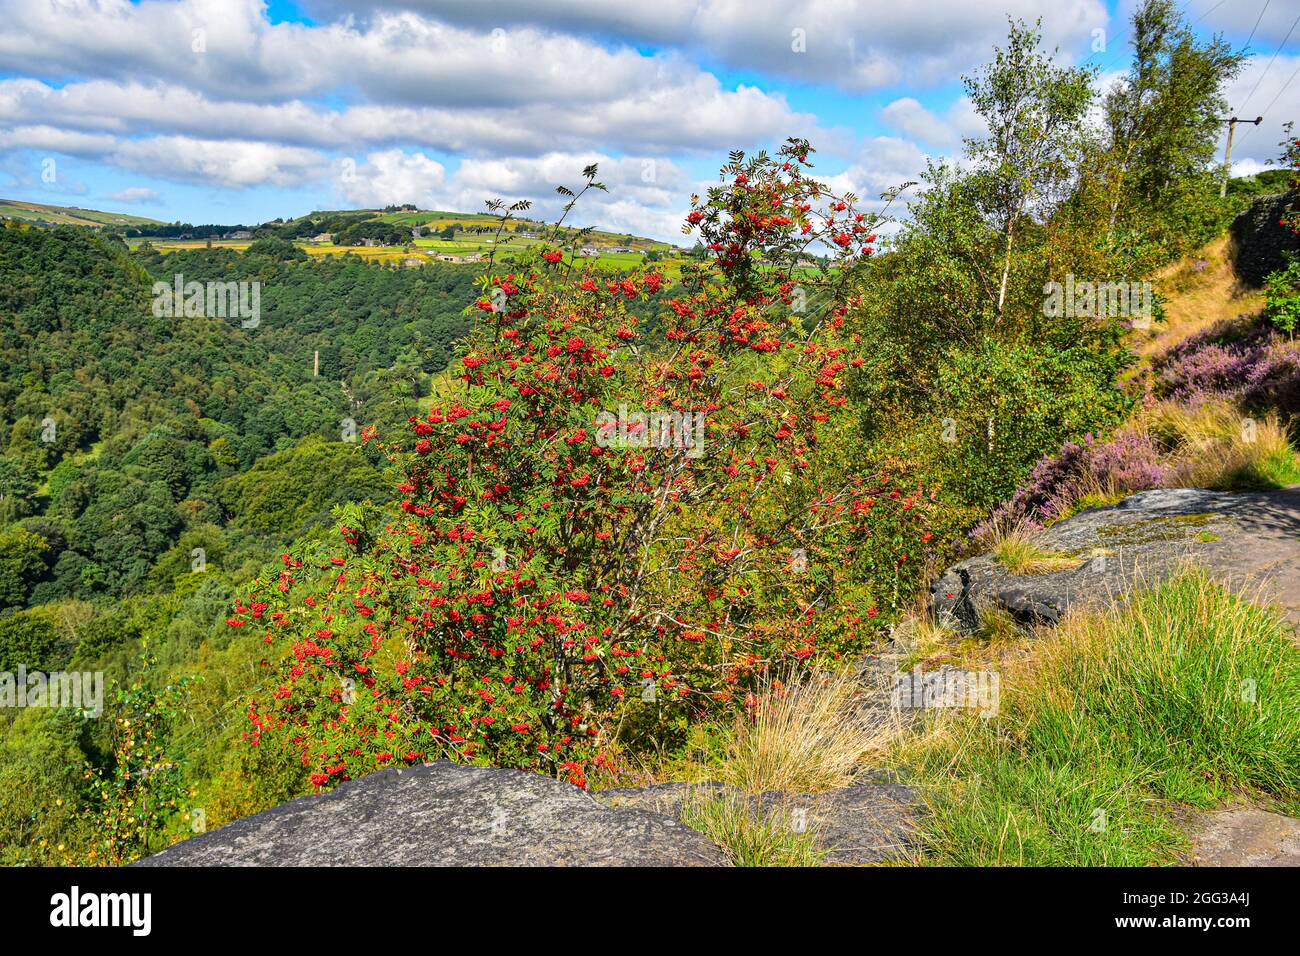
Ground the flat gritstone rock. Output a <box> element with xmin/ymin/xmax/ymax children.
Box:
<box><xmin>136</xmin><ymin>761</ymin><xmax>725</xmax><ymax>867</ymax></box>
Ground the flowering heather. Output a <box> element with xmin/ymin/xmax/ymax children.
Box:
<box><xmin>1151</xmin><ymin>318</ymin><xmax>1300</xmax><ymax>417</ymax></box>
<box><xmin>979</xmin><ymin>315</ymin><xmax>1300</xmax><ymax>539</ymax></box>
<box><xmin>974</xmin><ymin>430</ymin><xmax>1170</xmax><ymax>537</ymax></box>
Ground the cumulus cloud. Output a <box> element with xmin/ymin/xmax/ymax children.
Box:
<box><xmin>825</xmin><ymin>136</ymin><xmax>933</xmax><ymax>202</ymax></box>
<box><xmin>0</xmin><ymin>71</ymin><xmax>826</xmax><ymax>161</ymax></box>
<box><xmin>0</xmin><ymin>0</ymin><xmax>818</xmax><ymax>129</ymax></box>
<box><xmin>335</xmin><ymin>149</ymin><xmax>446</xmax><ymax>207</ymax></box>
<box><xmin>310</xmin><ymin>0</ymin><xmax>1109</xmax><ymax>92</ymax></box>
<box><xmin>331</xmin><ymin>149</ymin><xmax>695</xmax><ymax>240</ymax></box>
<box><xmin>111</xmin><ymin>136</ymin><xmax>327</xmax><ymax>187</ymax></box>
<box><xmin>0</xmin><ymin>124</ymin><xmax>328</xmax><ymax>188</ymax></box>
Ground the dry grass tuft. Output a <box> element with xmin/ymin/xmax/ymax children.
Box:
<box><xmin>894</xmin><ymin>612</ymin><xmax>958</xmax><ymax>669</ymax></box>
<box><xmin>1142</xmin><ymin>400</ymin><xmax>1300</xmax><ymax>490</ymax></box>
<box><xmin>720</xmin><ymin>667</ymin><xmax>899</xmax><ymax>795</ymax></box>
<box><xmin>679</xmin><ymin>790</ymin><xmax>824</xmax><ymax>867</ymax></box>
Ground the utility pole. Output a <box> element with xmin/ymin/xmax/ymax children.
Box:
<box><xmin>1221</xmin><ymin>115</ymin><xmax>1263</xmax><ymax>198</ymax></box>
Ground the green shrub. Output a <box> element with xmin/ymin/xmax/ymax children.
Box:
<box><xmin>1263</xmin><ymin>255</ymin><xmax>1300</xmax><ymax>338</ymax></box>
<box><xmin>929</xmin><ymin>338</ymin><xmax>1132</xmax><ymax>510</ymax></box>
<box><xmin>0</xmin><ymin>527</ymin><xmax>49</xmax><ymax>612</ymax></box>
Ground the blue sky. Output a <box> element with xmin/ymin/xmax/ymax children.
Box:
<box><xmin>1</xmin><ymin>0</ymin><xmax>1297</xmax><ymax>241</ymax></box>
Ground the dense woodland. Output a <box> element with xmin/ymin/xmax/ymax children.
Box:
<box><xmin>0</xmin><ymin>0</ymin><xmax>1296</xmax><ymax>866</ymax></box>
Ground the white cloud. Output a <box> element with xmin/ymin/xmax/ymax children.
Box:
<box><xmin>0</xmin><ymin>124</ymin><xmax>328</xmax><ymax>188</ymax></box>
<box><xmin>0</xmin><ymin>72</ymin><xmax>827</xmax><ymax>160</ymax></box>
<box><xmin>331</xmin><ymin>149</ymin><xmax>696</xmax><ymax>241</ymax></box>
<box><xmin>880</xmin><ymin>96</ymin><xmax>984</xmax><ymax>148</ymax></box>
<box><xmin>112</xmin><ymin>136</ymin><xmax>326</xmax><ymax>187</ymax></box>
<box><xmin>313</xmin><ymin>0</ymin><xmax>1110</xmax><ymax>92</ymax></box>
<box><xmin>108</xmin><ymin>186</ymin><xmax>161</xmax><ymax>203</ymax></box>
<box><xmin>823</xmin><ymin>136</ymin><xmax>934</xmax><ymax>209</ymax></box>
<box><xmin>0</xmin><ymin>0</ymin><xmax>817</xmax><ymax>131</ymax></box>
<box><xmin>1229</xmin><ymin>156</ymin><xmax>1274</xmax><ymax>178</ymax></box>
<box><xmin>0</xmin><ymin>0</ymin><xmax>333</xmax><ymax>101</ymax></box>
<box><xmin>335</xmin><ymin>149</ymin><xmax>446</xmax><ymax>207</ymax></box>
<box><xmin>0</xmin><ymin>125</ymin><xmax>118</xmax><ymax>155</ymax></box>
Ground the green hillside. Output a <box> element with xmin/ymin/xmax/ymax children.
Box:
<box><xmin>0</xmin><ymin>198</ymin><xmax>164</xmax><ymax>229</ymax></box>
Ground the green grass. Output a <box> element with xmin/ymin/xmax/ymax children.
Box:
<box><xmin>680</xmin><ymin>791</ymin><xmax>825</xmax><ymax>866</ymax></box>
<box><xmin>991</xmin><ymin>531</ymin><xmax>1082</xmax><ymax>576</ymax></box>
<box><xmin>903</xmin><ymin>570</ymin><xmax>1300</xmax><ymax>865</ymax></box>
<box><xmin>1223</xmin><ymin>447</ymin><xmax>1300</xmax><ymax>491</ymax></box>
<box><xmin>1062</xmin><ymin>490</ymin><xmax>1127</xmax><ymax>519</ymax></box>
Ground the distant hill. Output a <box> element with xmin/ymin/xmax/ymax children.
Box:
<box><xmin>1</xmin><ymin>196</ymin><xmax>681</xmax><ymax>257</ymax></box>
<box><xmin>0</xmin><ymin>198</ymin><xmax>165</xmax><ymax>229</ymax></box>
<box><xmin>280</xmin><ymin>206</ymin><xmax>671</xmax><ymax>250</ymax></box>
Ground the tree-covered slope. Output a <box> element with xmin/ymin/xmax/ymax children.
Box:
<box><xmin>0</xmin><ymin>223</ymin><xmax>476</xmax><ymax>609</ymax></box>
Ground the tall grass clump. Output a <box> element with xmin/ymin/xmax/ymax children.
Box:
<box><xmin>680</xmin><ymin>791</ymin><xmax>825</xmax><ymax>867</ymax></box>
<box><xmin>1145</xmin><ymin>400</ymin><xmax>1300</xmax><ymax>490</ymax></box>
<box><xmin>719</xmin><ymin>667</ymin><xmax>898</xmax><ymax>795</ymax></box>
<box><xmin>985</xmin><ymin>521</ymin><xmax>1082</xmax><ymax>575</ymax></box>
<box><xmin>906</xmin><ymin>570</ymin><xmax>1300</xmax><ymax>865</ymax></box>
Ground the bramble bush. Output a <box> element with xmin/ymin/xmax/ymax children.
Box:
<box><xmin>235</xmin><ymin>142</ymin><xmax>938</xmax><ymax>790</ymax></box>
<box><xmin>81</xmin><ymin>653</ymin><xmax>194</xmax><ymax>866</ymax></box>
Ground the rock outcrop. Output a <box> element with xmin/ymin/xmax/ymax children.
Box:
<box><xmin>135</xmin><ymin>758</ymin><xmax>920</xmax><ymax>867</ymax></box>
<box><xmin>136</xmin><ymin>761</ymin><xmax>725</xmax><ymax>867</ymax></box>
<box><xmin>932</xmin><ymin>487</ymin><xmax>1300</xmax><ymax>630</ymax></box>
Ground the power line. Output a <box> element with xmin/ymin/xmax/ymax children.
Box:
<box><xmin>1232</xmin><ymin>56</ymin><xmax>1300</xmax><ymax>150</ymax></box>
<box><xmin>1240</xmin><ymin>9</ymin><xmax>1300</xmax><ymax>109</ymax></box>
<box><xmin>1222</xmin><ymin>4</ymin><xmax>1300</xmax><ymax>157</ymax></box>
<box><xmin>1244</xmin><ymin>0</ymin><xmax>1271</xmax><ymax>50</ymax></box>
<box><xmin>1260</xmin><ymin>60</ymin><xmax>1300</xmax><ymax>118</ymax></box>
<box><xmin>1193</xmin><ymin>0</ymin><xmax>1231</xmax><ymax>27</ymax></box>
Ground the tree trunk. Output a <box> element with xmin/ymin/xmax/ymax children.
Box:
<box><xmin>996</xmin><ymin>216</ymin><xmax>1015</xmax><ymax>320</ymax></box>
